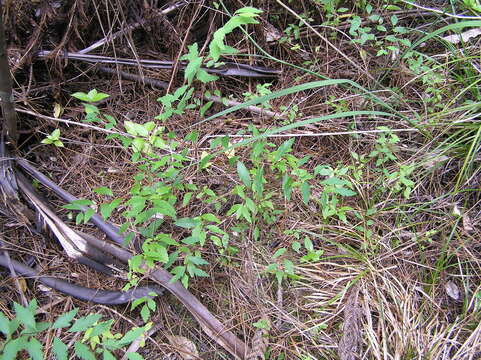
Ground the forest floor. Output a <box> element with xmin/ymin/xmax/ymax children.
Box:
<box><xmin>1</xmin><ymin>0</ymin><xmax>481</xmax><ymax>359</ymax></box>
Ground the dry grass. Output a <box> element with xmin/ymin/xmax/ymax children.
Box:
<box><xmin>1</xmin><ymin>0</ymin><xmax>480</xmax><ymax>359</ymax></box>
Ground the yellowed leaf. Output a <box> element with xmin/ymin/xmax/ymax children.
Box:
<box><xmin>17</xmin><ymin>277</ymin><xmax>27</xmax><ymax>292</ymax></box>
<box><xmin>53</xmin><ymin>103</ymin><xmax>63</xmax><ymax>118</ymax></box>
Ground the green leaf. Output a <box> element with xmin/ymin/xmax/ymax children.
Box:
<box><xmin>182</xmin><ymin>192</ymin><xmax>193</xmax><ymax>207</ymax></box>
<box><xmin>27</xmin><ymin>337</ymin><xmax>43</xmax><ymax>360</ymax></box>
<box><xmin>175</xmin><ymin>217</ymin><xmax>200</xmax><ymax>228</ymax></box>
<box><xmin>90</xmin><ymin>320</ymin><xmax>114</xmax><ymax>337</ymax></box>
<box><xmin>87</xmin><ymin>89</ymin><xmax>110</xmax><ymax>102</ymax></box>
<box><xmin>83</xmin><ymin>208</ymin><xmax>95</xmax><ymax>223</ymax></box>
<box><xmin>124</xmin><ymin>120</ymin><xmax>149</xmax><ymax>137</ymax></box>
<box><xmin>140</xmin><ymin>305</ymin><xmax>150</xmax><ymax>323</ymax></box>
<box><xmin>103</xmin><ymin>350</ymin><xmax>117</xmax><ymax>360</ymax></box>
<box><xmin>304</xmin><ymin>237</ymin><xmax>314</xmax><ymax>252</ymax></box>
<box><xmin>237</xmin><ymin>161</ymin><xmax>251</xmax><ymax>188</ymax></box>
<box><xmin>253</xmin><ymin>167</ymin><xmax>264</xmax><ymax>198</ymax></box>
<box><xmin>291</xmin><ymin>241</ymin><xmax>301</xmax><ymax>252</ymax></box>
<box><xmin>282</xmin><ymin>174</ymin><xmax>293</xmax><ymax>200</ymax></box>
<box><xmin>200</xmin><ymin>153</ymin><xmax>213</xmax><ymax>169</ymax></box>
<box><xmin>201</xmin><ymin>213</ymin><xmax>220</xmax><ymax>223</ymax></box>
<box><xmin>154</xmin><ymin>245</ymin><xmax>169</xmax><ymax>264</ymax></box>
<box><xmin>117</xmin><ymin>327</ymin><xmax>146</xmax><ymax>347</ymax></box>
<box><xmin>192</xmin><ymin>266</ymin><xmax>209</xmax><ymax>277</ymax></box>
<box><xmin>53</xmin><ymin>308</ymin><xmax>79</xmax><ymax>329</ymax></box>
<box><xmin>127</xmin><ymin>352</ymin><xmax>145</xmax><ymax>360</ymax></box>
<box><xmin>93</xmin><ymin>187</ymin><xmax>114</xmax><ymax>196</ymax></box>
<box><xmin>52</xmin><ymin>337</ymin><xmax>68</xmax><ymax>360</ymax></box>
<box><xmin>322</xmin><ymin>177</ymin><xmax>348</xmax><ymax>186</ymax></box>
<box><xmin>74</xmin><ymin>341</ymin><xmax>96</xmax><ymax>360</ymax></box>
<box><xmin>14</xmin><ymin>302</ymin><xmax>36</xmax><ymax>330</ymax></box>
<box><xmin>100</xmin><ymin>198</ymin><xmax>123</xmax><ymax>220</ymax></box>
<box><xmin>182</xmin><ymin>44</ymin><xmax>202</xmax><ymax>84</ymax></box>
<box><xmin>63</xmin><ymin>199</ymin><xmax>93</xmax><ymax>211</ymax></box>
<box><xmin>274</xmin><ymin>138</ymin><xmax>295</xmax><ymax>161</ymax></box>
<box><xmin>2</xmin><ymin>335</ymin><xmax>28</xmax><ymax>360</ymax></box>
<box><xmin>187</xmin><ymin>255</ymin><xmax>209</xmax><ymax>266</ymax></box>
<box><xmin>0</xmin><ymin>312</ymin><xmax>11</xmax><ymax>337</ymax></box>
<box><xmin>334</xmin><ymin>187</ymin><xmax>357</xmax><ymax>196</ymax></box>
<box><xmin>69</xmin><ymin>314</ymin><xmax>102</xmax><ymax>332</ymax></box>
<box><xmin>300</xmin><ymin>182</ymin><xmax>310</xmax><ymax>205</ymax></box>
<box><xmin>170</xmin><ymin>266</ymin><xmax>186</xmax><ymax>283</ymax></box>
<box><xmin>273</xmin><ymin>248</ymin><xmax>287</xmax><ymax>258</ymax></box>
<box><xmin>152</xmin><ymin>200</ymin><xmax>177</xmax><ymax>219</ymax></box>
<box><xmin>196</xmin><ymin>69</ymin><xmax>218</xmax><ymax>83</ymax></box>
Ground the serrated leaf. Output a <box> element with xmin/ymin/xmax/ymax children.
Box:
<box><xmin>2</xmin><ymin>335</ymin><xmax>28</xmax><ymax>360</ymax></box>
<box><xmin>27</xmin><ymin>337</ymin><xmax>43</xmax><ymax>360</ymax></box>
<box><xmin>0</xmin><ymin>312</ymin><xmax>11</xmax><ymax>337</ymax></box>
<box><xmin>52</xmin><ymin>337</ymin><xmax>68</xmax><ymax>360</ymax></box>
<box><xmin>237</xmin><ymin>161</ymin><xmax>251</xmax><ymax>187</ymax></box>
<box><xmin>118</xmin><ymin>327</ymin><xmax>145</xmax><ymax>347</ymax></box>
<box><xmin>69</xmin><ymin>314</ymin><xmax>102</xmax><ymax>332</ymax></box>
<box><xmin>187</xmin><ymin>255</ymin><xmax>209</xmax><ymax>266</ymax></box>
<box><xmin>53</xmin><ymin>308</ymin><xmax>79</xmax><ymax>329</ymax></box>
<box><xmin>14</xmin><ymin>302</ymin><xmax>36</xmax><ymax>330</ymax></box>
<box><xmin>74</xmin><ymin>341</ymin><xmax>96</xmax><ymax>360</ymax></box>
<box><xmin>90</xmin><ymin>320</ymin><xmax>114</xmax><ymax>337</ymax></box>
<box><xmin>103</xmin><ymin>350</ymin><xmax>117</xmax><ymax>360</ymax></box>
<box><xmin>192</xmin><ymin>266</ymin><xmax>209</xmax><ymax>277</ymax></box>
<box><xmin>155</xmin><ymin>245</ymin><xmax>169</xmax><ymax>264</ymax></box>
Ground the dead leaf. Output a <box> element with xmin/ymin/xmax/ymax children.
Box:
<box><xmin>166</xmin><ymin>335</ymin><xmax>199</xmax><ymax>360</ymax></box>
<box><xmin>53</xmin><ymin>103</ymin><xmax>63</xmax><ymax>118</ymax></box>
<box><xmin>445</xmin><ymin>280</ymin><xmax>460</xmax><ymax>301</ymax></box>
<box><xmin>463</xmin><ymin>213</ymin><xmax>474</xmax><ymax>233</ymax></box>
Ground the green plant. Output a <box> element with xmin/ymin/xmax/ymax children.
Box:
<box><xmin>314</xmin><ymin>165</ymin><xmax>357</xmax><ymax>222</ymax></box>
<box><xmin>463</xmin><ymin>0</ymin><xmax>481</xmax><ymax>12</ymax></box>
<box><xmin>72</xmin><ymin>89</ymin><xmax>116</xmax><ymax>128</ymax></box>
<box><xmin>41</xmin><ymin>129</ymin><xmax>64</xmax><ymax>147</ymax></box>
<box><xmin>290</xmin><ymin>233</ymin><xmax>324</xmax><ymax>263</ymax></box>
<box><xmin>0</xmin><ymin>299</ymin><xmax>149</xmax><ymax>360</ymax></box>
<box><xmin>264</xmin><ymin>247</ymin><xmax>299</xmax><ymax>285</ymax></box>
